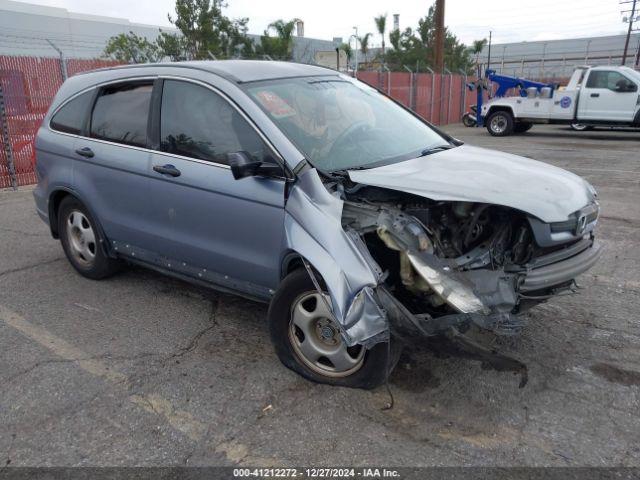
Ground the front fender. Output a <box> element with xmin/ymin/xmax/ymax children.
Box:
<box><xmin>284</xmin><ymin>169</ymin><xmax>388</xmax><ymax>346</ymax></box>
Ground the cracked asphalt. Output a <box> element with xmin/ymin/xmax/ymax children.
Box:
<box><xmin>0</xmin><ymin>124</ymin><xmax>639</xmax><ymax>467</ymax></box>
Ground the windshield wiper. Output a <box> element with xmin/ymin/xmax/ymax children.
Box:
<box><xmin>419</xmin><ymin>144</ymin><xmax>455</xmax><ymax>157</ymax></box>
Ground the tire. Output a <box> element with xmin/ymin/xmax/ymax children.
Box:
<box><xmin>570</xmin><ymin>123</ymin><xmax>593</xmax><ymax>131</ymax></box>
<box><xmin>462</xmin><ymin>113</ymin><xmax>476</xmax><ymax>127</ymax></box>
<box><xmin>486</xmin><ymin>110</ymin><xmax>514</xmax><ymax>136</ymax></box>
<box><xmin>514</xmin><ymin>122</ymin><xmax>533</xmax><ymax>133</ymax></box>
<box><xmin>268</xmin><ymin>268</ymin><xmax>395</xmax><ymax>389</ymax></box>
<box><xmin>58</xmin><ymin>196</ymin><xmax>120</xmax><ymax>280</ymax></box>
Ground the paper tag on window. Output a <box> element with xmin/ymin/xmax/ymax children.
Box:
<box><xmin>254</xmin><ymin>90</ymin><xmax>296</xmax><ymax>119</ymax></box>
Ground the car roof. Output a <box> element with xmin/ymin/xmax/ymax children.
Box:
<box><xmin>81</xmin><ymin>60</ymin><xmax>339</xmax><ymax>83</ymax></box>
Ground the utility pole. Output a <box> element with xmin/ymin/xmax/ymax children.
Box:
<box><xmin>352</xmin><ymin>27</ymin><xmax>359</xmax><ymax>75</ymax></box>
<box><xmin>433</xmin><ymin>0</ymin><xmax>445</xmax><ymax>73</ymax></box>
<box><xmin>621</xmin><ymin>0</ymin><xmax>638</xmax><ymax>65</ymax></box>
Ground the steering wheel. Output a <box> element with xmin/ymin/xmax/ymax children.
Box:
<box><xmin>325</xmin><ymin>121</ymin><xmax>372</xmax><ymax>169</ymax></box>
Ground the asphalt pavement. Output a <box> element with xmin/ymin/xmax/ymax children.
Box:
<box><xmin>1</xmin><ymin>124</ymin><xmax>639</xmax><ymax>467</ymax></box>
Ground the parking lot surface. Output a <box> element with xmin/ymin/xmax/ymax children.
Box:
<box><xmin>1</xmin><ymin>124</ymin><xmax>639</xmax><ymax>467</ymax></box>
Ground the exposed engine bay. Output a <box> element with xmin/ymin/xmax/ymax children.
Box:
<box><xmin>341</xmin><ymin>183</ymin><xmax>579</xmax><ymax>314</ymax></box>
<box><xmin>284</xmin><ymin>167</ymin><xmax>602</xmax><ymax>388</ymax></box>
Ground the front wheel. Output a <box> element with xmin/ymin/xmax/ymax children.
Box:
<box><xmin>486</xmin><ymin>110</ymin><xmax>514</xmax><ymax>136</ymax></box>
<box><xmin>268</xmin><ymin>268</ymin><xmax>394</xmax><ymax>389</ymax></box>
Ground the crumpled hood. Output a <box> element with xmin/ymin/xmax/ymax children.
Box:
<box><xmin>348</xmin><ymin>144</ymin><xmax>594</xmax><ymax>223</ymax></box>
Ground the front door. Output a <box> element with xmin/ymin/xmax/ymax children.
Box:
<box><xmin>145</xmin><ymin>79</ymin><xmax>287</xmax><ymax>297</ymax></box>
<box><xmin>579</xmin><ymin>70</ymin><xmax>638</xmax><ymax>122</ymax></box>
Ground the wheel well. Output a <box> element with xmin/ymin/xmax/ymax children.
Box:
<box><xmin>487</xmin><ymin>106</ymin><xmax>514</xmax><ymax>118</ymax></box>
<box><xmin>281</xmin><ymin>253</ymin><xmax>305</xmax><ymax>279</ymax></box>
<box><xmin>49</xmin><ymin>190</ymin><xmax>72</xmax><ymax>238</ymax></box>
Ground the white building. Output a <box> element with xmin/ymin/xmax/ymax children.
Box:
<box><xmin>0</xmin><ymin>0</ymin><xmax>336</xmax><ymax>62</ymax></box>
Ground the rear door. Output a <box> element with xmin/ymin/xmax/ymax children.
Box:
<box><xmin>145</xmin><ymin>78</ymin><xmax>287</xmax><ymax>297</ymax></box>
<box><xmin>73</xmin><ymin>80</ymin><xmax>155</xmax><ymax>248</ymax></box>
<box><xmin>579</xmin><ymin>70</ymin><xmax>638</xmax><ymax>121</ymax></box>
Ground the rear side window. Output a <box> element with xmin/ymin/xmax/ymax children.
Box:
<box><xmin>50</xmin><ymin>91</ymin><xmax>93</xmax><ymax>135</ymax></box>
<box><xmin>90</xmin><ymin>83</ymin><xmax>152</xmax><ymax>147</ymax></box>
<box><xmin>159</xmin><ymin>80</ymin><xmax>267</xmax><ymax>165</ymax></box>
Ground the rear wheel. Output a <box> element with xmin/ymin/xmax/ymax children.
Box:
<box><xmin>570</xmin><ymin>123</ymin><xmax>593</xmax><ymax>131</ymax></box>
<box><xmin>462</xmin><ymin>113</ymin><xmax>476</xmax><ymax>127</ymax></box>
<box><xmin>268</xmin><ymin>268</ymin><xmax>394</xmax><ymax>389</ymax></box>
<box><xmin>514</xmin><ymin>122</ymin><xmax>533</xmax><ymax>133</ymax></box>
<box><xmin>58</xmin><ymin>196</ymin><xmax>120</xmax><ymax>280</ymax></box>
<box><xmin>486</xmin><ymin>110</ymin><xmax>514</xmax><ymax>136</ymax></box>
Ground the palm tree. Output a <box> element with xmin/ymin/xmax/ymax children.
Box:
<box><xmin>374</xmin><ymin>14</ymin><xmax>387</xmax><ymax>57</ymax></box>
<box><xmin>359</xmin><ymin>33</ymin><xmax>372</xmax><ymax>64</ymax></box>
<box><xmin>339</xmin><ymin>42</ymin><xmax>352</xmax><ymax>69</ymax></box>
<box><xmin>267</xmin><ymin>19</ymin><xmax>298</xmax><ymax>59</ymax></box>
<box><xmin>470</xmin><ymin>38</ymin><xmax>488</xmax><ymax>66</ymax></box>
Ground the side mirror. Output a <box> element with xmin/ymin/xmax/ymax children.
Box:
<box><xmin>228</xmin><ymin>151</ymin><xmax>284</xmax><ymax>180</ymax></box>
<box><xmin>228</xmin><ymin>151</ymin><xmax>262</xmax><ymax>180</ymax></box>
<box><xmin>615</xmin><ymin>79</ymin><xmax>637</xmax><ymax>92</ymax></box>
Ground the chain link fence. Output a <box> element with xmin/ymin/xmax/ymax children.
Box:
<box><xmin>0</xmin><ymin>55</ymin><xmax>120</xmax><ymax>188</ymax></box>
<box><xmin>0</xmin><ymin>55</ymin><xmax>474</xmax><ymax>189</ymax></box>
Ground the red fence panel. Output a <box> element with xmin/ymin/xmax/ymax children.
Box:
<box><xmin>0</xmin><ymin>55</ymin><xmax>122</xmax><ymax>188</ymax></box>
<box><xmin>357</xmin><ymin>71</ymin><xmax>472</xmax><ymax>126</ymax></box>
<box><xmin>2</xmin><ymin>58</ymin><xmax>472</xmax><ymax>188</ymax></box>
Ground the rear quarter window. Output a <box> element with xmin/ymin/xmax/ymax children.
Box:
<box><xmin>50</xmin><ymin>90</ymin><xmax>94</xmax><ymax>135</ymax></box>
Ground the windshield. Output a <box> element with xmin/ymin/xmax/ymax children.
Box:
<box><xmin>245</xmin><ymin>76</ymin><xmax>451</xmax><ymax>172</ymax></box>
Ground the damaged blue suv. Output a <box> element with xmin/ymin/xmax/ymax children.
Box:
<box><xmin>34</xmin><ymin>61</ymin><xmax>602</xmax><ymax>389</ymax></box>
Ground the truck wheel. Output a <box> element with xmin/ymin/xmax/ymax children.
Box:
<box><xmin>462</xmin><ymin>113</ymin><xmax>476</xmax><ymax>127</ymax></box>
<box><xmin>486</xmin><ymin>111</ymin><xmax>514</xmax><ymax>136</ymax></box>
<box><xmin>570</xmin><ymin>123</ymin><xmax>593</xmax><ymax>131</ymax></box>
<box><xmin>268</xmin><ymin>268</ymin><xmax>396</xmax><ymax>390</ymax></box>
<box><xmin>514</xmin><ymin>122</ymin><xmax>532</xmax><ymax>133</ymax></box>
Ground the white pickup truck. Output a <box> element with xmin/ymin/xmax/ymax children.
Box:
<box><xmin>481</xmin><ymin>65</ymin><xmax>640</xmax><ymax>136</ymax></box>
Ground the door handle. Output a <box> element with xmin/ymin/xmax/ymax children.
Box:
<box><xmin>590</xmin><ymin>93</ymin><xmax>600</xmax><ymax>98</ymax></box>
<box><xmin>75</xmin><ymin>147</ymin><xmax>94</xmax><ymax>158</ymax></box>
<box><xmin>153</xmin><ymin>164</ymin><xmax>181</xmax><ymax>177</ymax></box>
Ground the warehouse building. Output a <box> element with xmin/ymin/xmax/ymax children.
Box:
<box><xmin>478</xmin><ymin>33</ymin><xmax>640</xmax><ymax>80</ymax></box>
<box><xmin>0</xmin><ymin>0</ymin><xmax>337</xmax><ymax>63</ymax></box>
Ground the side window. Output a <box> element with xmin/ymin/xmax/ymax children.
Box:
<box><xmin>586</xmin><ymin>71</ymin><xmax>635</xmax><ymax>91</ymax></box>
<box><xmin>50</xmin><ymin>90</ymin><xmax>94</xmax><ymax>135</ymax></box>
<box><xmin>160</xmin><ymin>80</ymin><xmax>268</xmax><ymax>165</ymax></box>
<box><xmin>90</xmin><ymin>82</ymin><xmax>152</xmax><ymax>147</ymax></box>
<box><xmin>586</xmin><ymin>71</ymin><xmax>608</xmax><ymax>89</ymax></box>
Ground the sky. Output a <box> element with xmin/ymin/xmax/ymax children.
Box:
<box><xmin>14</xmin><ymin>0</ymin><xmax>629</xmax><ymax>46</ymax></box>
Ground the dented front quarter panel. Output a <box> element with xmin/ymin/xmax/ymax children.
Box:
<box><xmin>283</xmin><ymin>168</ymin><xmax>389</xmax><ymax>346</ymax></box>
<box><xmin>284</xmin><ymin>169</ymin><xmax>523</xmax><ymax>349</ymax></box>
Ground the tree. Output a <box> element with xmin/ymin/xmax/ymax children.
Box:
<box><xmin>168</xmin><ymin>0</ymin><xmax>253</xmax><ymax>59</ymax></box>
<box><xmin>104</xmin><ymin>32</ymin><xmax>162</xmax><ymax>63</ymax></box>
<box><xmin>389</xmin><ymin>29</ymin><xmax>401</xmax><ymax>52</ymax></box>
<box><xmin>339</xmin><ymin>42</ymin><xmax>352</xmax><ymax>63</ymax></box>
<box><xmin>156</xmin><ymin>30</ymin><xmax>189</xmax><ymax>61</ymax></box>
<box><xmin>374</xmin><ymin>14</ymin><xmax>387</xmax><ymax>57</ymax></box>
<box><xmin>469</xmin><ymin>38</ymin><xmax>488</xmax><ymax>66</ymax></box>
<box><xmin>258</xmin><ymin>19</ymin><xmax>298</xmax><ymax>60</ymax></box>
<box><xmin>359</xmin><ymin>33</ymin><xmax>372</xmax><ymax>64</ymax></box>
<box><xmin>385</xmin><ymin>5</ymin><xmax>480</xmax><ymax>73</ymax></box>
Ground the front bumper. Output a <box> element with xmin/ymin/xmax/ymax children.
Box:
<box><xmin>519</xmin><ymin>239</ymin><xmax>603</xmax><ymax>292</ymax></box>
